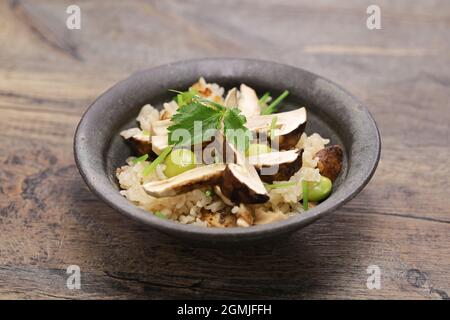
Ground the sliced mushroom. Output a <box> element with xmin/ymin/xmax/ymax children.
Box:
<box><xmin>151</xmin><ymin>135</ymin><xmax>168</xmax><ymax>155</ymax></box>
<box><xmin>247</xmin><ymin>107</ymin><xmax>307</xmax><ymax>150</ymax></box>
<box><xmin>151</xmin><ymin>119</ymin><xmax>171</xmax><ymax>136</ymax></box>
<box><xmin>143</xmin><ymin>164</ymin><xmax>226</xmax><ymax>197</ymax></box>
<box><xmin>221</xmin><ymin>164</ymin><xmax>269</xmax><ymax>204</ymax></box>
<box><xmin>224</xmin><ymin>87</ymin><xmax>238</xmax><ymax>108</ymax></box>
<box><xmin>213</xmin><ymin>186</ymin><xmax>235</xmax><ymax>206</ymax></box>
<box><xmin>316</xmin><ymin>145</ymin><xmax>343</xmax><ymax>182</ymax></box>
<box><xmin>238</xmin><ymin>84</ymin><xmax>260</xmax><ymax>117</ymax></box>
<box><xmin>120</xmin><ymin>128</ymin><xmax>151</xmax><ymax>155</ymax></box>
<box><xmin>249</xmin><ymin>149</ymin><xmax>303</xmax><ymax>183</ymax></box>
<box><xmin>219</xmin><ymin>139</ymin><xmax>269</xmax><ymax>204</ymax></box>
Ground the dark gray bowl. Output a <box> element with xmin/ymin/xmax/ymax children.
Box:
<box><xmin>74</xmin><ymin>58</ymin><xmax>380</xmax><ymax>244</ymax></box>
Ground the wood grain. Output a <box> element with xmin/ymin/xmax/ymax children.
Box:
<box><xmin>0</xmin><ymin>0</ymin><xmax>449</xmax><ymax>299</ymax></box>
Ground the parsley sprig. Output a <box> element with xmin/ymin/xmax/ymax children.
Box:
<box><xmin>167</xmin><ymin>91</ymin><xmax>251</xmax><ymax>151</ymax></box>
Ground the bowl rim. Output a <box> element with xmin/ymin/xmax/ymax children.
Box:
<box><xmin>74</xmin><ymin>57</ymin><xmax>381</xmax><ymax>241</ymax></box>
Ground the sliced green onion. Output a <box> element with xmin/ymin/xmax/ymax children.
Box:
<box><xmin>269</xmin><ymin>115</ymin><xmax>277</xmax><ymax>139</ymax></box>
<box><xmin>265</xmin><ymin>181</ymin><xmax>296</xmax><ymax>190</ymax></box>
<box><xmin>142</xmin><ymin>130</ymin><xmax>150</xmax><ymax>136</ymax></box>
<box><xmin>132</xmin><ymin>154</ymin><xmax>148</xmax><ymax>164</ymax></box>
<box><xmin>258</xmin><ymin>92</ymin><xmax>271</xmax><ymax>105</ymax></box>
<box><xmin>177</xmin><ymin>94</ymin><xmax>184</xmax><ymax>106</ymax></box>
<box><xmin>154</xmin><ymin>211</ymin><xmax>167</xmax><ymax>219</ymax></box>
<box><xmin>142</xmin><ymin>146</ymin><xmax>173</xmax><ymax>176</ymax></box>
<box><xmin>302</xmin><ymin>180</ymin><xmax>309</xmax><ymax>211</ymax></box>
<box><xmin>205</xmin><ymin>189</ymin><xmax>213</xmax><ymax>197</ymax></box>
<box><xmin>261</xmin><ymin>90</ymin><xmax>289</xmax><ymax>115</ymax></box>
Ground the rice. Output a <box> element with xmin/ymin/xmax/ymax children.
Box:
<box><xmin>116</xmin><ymin>78</ymin><xmax>331</xmax><ymax>227</ymax></box>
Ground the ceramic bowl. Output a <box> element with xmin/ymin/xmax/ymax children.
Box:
<box><xmin>74</xmin><ymin>58</ymin><xmax>380</xmax><ymax>244</ymax></box>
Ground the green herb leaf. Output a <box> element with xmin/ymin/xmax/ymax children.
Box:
<box><xmin>172</xmin><ymin>89</ymin><xmax>199</xmax><ymax>107</ymax></box>
<box><xmin>168</xmin><ymin>102</ymin><xmax>222</xmax><ymax>146</ymax></box>
<box><xmin>302</xmin><ymin>180</ymin><xmax>309</xmax><ymax>211</ymax></box>
<box><xmin>168</xmin><ymin>89</ymin><xmax>250</xmax><ymax>149</ymax></box>
<box><xmin>223</xmin><ymin>108</ymin><xmax>251</xmax><ymax>151</ymax></box>
<box><xmin>132</xmin><ymin>154</ymin><xmax>148</xmax><ymax>164</ymax></box>
<box><xmin>265</xmin><ymin>181</ymin><xmax>297</xmax><ymax>190</ymax></box>
<box><xmin>205</xmin><ymin>189</ymin><xmax>213</xmax><ymax>197</ymax></box>
<box><xmin>261</xmin><ymin>90</ymin><xmax>289</xmax><ymax>115</ymax></box>
<box><xmin>142</xmin><ymin>146</ymin><xmax>173</xmax><ymax>176</ymax></box>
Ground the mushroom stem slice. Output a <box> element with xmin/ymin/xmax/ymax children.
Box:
<box><xmin>151</xmin><ymin>135</ymin><xmax>169</xmax><ymax>155</ymax></box>
<box><xmin>238</xmin><ymin>84</ymin><xmax>260</xmax><ymax>117</ymax></box>
<box><xmin>143</xmin><ymin>164</ymin><xmax>226</xmax><ymax>198</ymax></box>
<box><xmin>249</xmin><ymin>149</ymin><xmax>303</xmax><ymax>183</ymax></box>
<box><xmin>224</xmin><ymin>87</ymin><xmax>239</xmax><ymax>108</ymax></box>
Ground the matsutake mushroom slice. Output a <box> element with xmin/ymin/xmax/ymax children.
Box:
<box><xmin>237</xmin><ymin>84</ymin><xmax>260</xmax><ymax>117</ymax></box>
<box><xmin>224</xmin><ymin>87</ymin><xmax>238</xmax><ymax>108</ymax></box>
<box><xmin>120</xmin><ymin>128</ymin><xmax>151</xmax><ymax>155</ymax></box>
<box><xmin>219</xmin><ymin>138</ymin><xmax>269</xmax><ymax>204</ymax></box>
<box><xmin>316</xmin><ymin>145</ymin><xmax>344</xmax><ymax>182</ymax></box>
<box><xmin>143</xmin><ymin>164</ymin><xmax>226</xmax><ymax>198</ymax></box>
<box><xmin>220</xmin><ymin>164</ymin><xmax>270</xmax><ymax>204</ymax></box>
<box><xmin>247</xmin><ymin>107</ymin><xmax>307</xmax><ymax>150</ymax></box>
<box><xmin>248</xmin><ymin>149</ymin><xmax>303</xmax><ymax>183</ymax></box>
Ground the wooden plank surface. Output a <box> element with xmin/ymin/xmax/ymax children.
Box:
<box><xmin>0</xmin><ymin>0</ymin><xmax>449</xmax><ymax>299</ymax></box>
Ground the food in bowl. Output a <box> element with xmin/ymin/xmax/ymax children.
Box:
<box><xmin>116</xmin><ymin>78</ymin><xmax>343</xmax><ymax>228</ymax></box>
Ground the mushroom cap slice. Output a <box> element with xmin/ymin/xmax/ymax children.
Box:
<box><xmin>249</xmin><ymin>149</ymin><xmax>303</xmax><ymax>183</ymax></box>
<box><xmin>218</xmin><ymin>137</ymin><xmax>269</xmax><ymax>204</ymax></box>
<box><xmin>220</xmin><ymin>163</ymin><xmax>270</xmax><ymax>204</ymax></box>
<box><xmin>316</xmin><ymin>145</ymin><xmax>344</xmax><ymax>182</ymax></box>
<box><xmin>130</xmin><ymin>135</ymin><xmax>152</xmax><ymax>155</ymax></box>
<box><xmin>143</xmin><ymin>164</ymin><xmax>226</xmax><ymax>198</ymax></box>
<box><xmin>120</xmin><ymin>128</ymin><xmax>151</xmax><ymax>155</ymax></box>
<box><xmin>247</xmin><ymin>107</ymin><xmax>307</xmax><ymax>150</ymax></box>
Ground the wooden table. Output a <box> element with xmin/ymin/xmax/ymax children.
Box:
<box><xmin>0</xmin><ymin>0</ymin><xmax>449</xmax><ymax>299</ymax></box>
